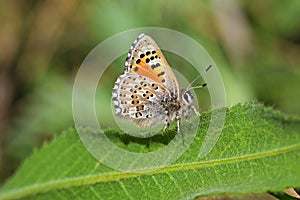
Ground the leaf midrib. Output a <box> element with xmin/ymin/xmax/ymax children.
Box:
<box><xmin>1</xmin><ymin>142</ymin><xmax>300</xmax><ymax>200</ymax></box>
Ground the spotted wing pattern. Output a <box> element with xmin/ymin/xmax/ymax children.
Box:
<box><xmin>112</xmin><ymin>34</ymin><xmax>182</xmax><ymax>127</ymax></box>
<box><xmin>124</xmin><ymin>34</ymin><xmax>179</xmax><ymax>96</ymax></box>
<box><xmin>112</xmin><ymin>74</ymin><xmax>168</xmax><ymax>127</ymax></box>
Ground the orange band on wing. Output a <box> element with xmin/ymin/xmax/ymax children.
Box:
<box><xmin>130</xmin><ymin>60</ymin><xmax>165</xmax><ymax>85</ymax></box>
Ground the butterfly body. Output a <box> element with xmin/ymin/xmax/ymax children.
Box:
<box><xmin>112</xmin><ymin>34</ymin><xmax>200</xmax><ymax>131</ymax></box>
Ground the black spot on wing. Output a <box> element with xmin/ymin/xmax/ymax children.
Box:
<box><xmin>151</xmin><ymin>63</ymin><xmax>160</xmax><ymax>69</ymax></box>
<box><xmin>157</xmin><ymin>71</ymin><xmax>165</xmax><ymax>77</ymax></box>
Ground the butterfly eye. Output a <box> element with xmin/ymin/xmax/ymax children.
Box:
<box><xmin>182</xmin><ymin>91</ymin><xmax>194</xmax><ymax>105</ymax></box>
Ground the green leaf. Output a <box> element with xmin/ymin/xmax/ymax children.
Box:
<box><xmin>1</xmin><ymin>102</ymin><xmax>300</xmax><ymax>199</ymax></box>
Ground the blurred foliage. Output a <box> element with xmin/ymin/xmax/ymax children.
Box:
<box><xmin>0</xmin><ymin>0</ymin><xmax>299</xmax><ymax>187</ymax></box>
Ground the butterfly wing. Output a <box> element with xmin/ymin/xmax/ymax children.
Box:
<box><xmin>112</xmin><ymin>74</ymin><xmax>168</xmax><ymax>127</ymax></box>
<box><xmin>124</xmin><ymin>34</ymin><xmax>180</xmax><ymax>97</ymax></box>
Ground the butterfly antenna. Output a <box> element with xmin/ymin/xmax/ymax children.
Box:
<box><xmin>186</xmin><ymin>65</ymin><xmax>212</xmax><ymax>91</ymax></box>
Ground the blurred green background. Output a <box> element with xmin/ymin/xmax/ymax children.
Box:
<box><xmin>0</xmin><ymin>0</ymin><xmax>300</xmax><ymax>185</ymax></box>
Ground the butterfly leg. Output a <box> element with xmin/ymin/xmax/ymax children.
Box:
<box><xmin>177</xmin><ymin>119</ymin><xmax>180</xmax><ymax>133</ymax></box>
<box><xmin>163</xmin><ymin>119</ymin><xmax>170</xmax><ymax>131</ymax></box>
<box><xmin>191</xmin><ymin>105</ymin><xmax>200</xmax><ymax>116</ymax></box>
<box><xmin>177</xmin><ymin>119</ymin><xmax>186</xmax><ymax>145</ymax></box>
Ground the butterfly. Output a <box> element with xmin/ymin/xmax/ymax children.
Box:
<box><xmin>112</xmin><ymin>33</ymin><xmax>210</xmax><ymax>132</ymax></box>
